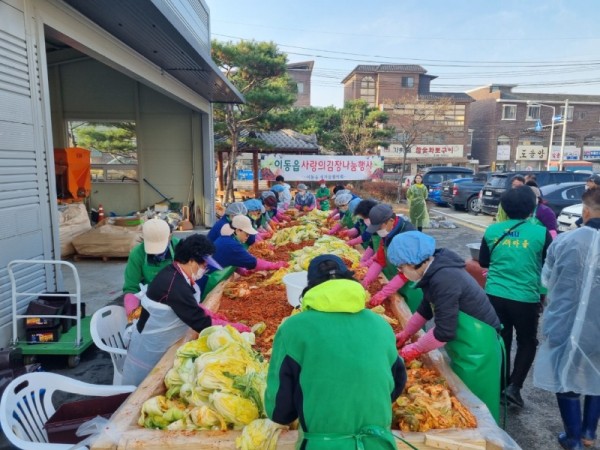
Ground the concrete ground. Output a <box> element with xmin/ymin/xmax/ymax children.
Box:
<box><xmin>0</xmin><ymin>215</ymin><xmax>590</xmax><ymax>449</ymax></box>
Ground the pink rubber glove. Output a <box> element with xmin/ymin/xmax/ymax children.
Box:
<box><xmin>327</xmin><ymin>209</ymin><xmax>339</xmax><ymax>220</ymax></box>
<box><xmin>124</xmin><ymin>293</ymin><xmax>140</xmax><ymax>317</ymax></box>
<box><xmin>200</xmin><ymin>305</ymin><xmax>227</xmax><ymax>321</ymax></box>
<box><xmin>395</xmin><ymin>312</ymin><xmax>427</xmax><ymax>348</ymax></box>
<box><xmin>368</xmin><ymin>274</ymin><xmax>408</xmax><ymax>307</ymax></box>
<box><xmin>346</xmin><ymin>236</ymin><xmax>363</xmax><ymax>247</ymax></box>
<box><xmin>211</xmin><ymin>318</ymin><xmax>251</xmax><ymax>333</ymax></box>
<box><xmin>255</xmin><ymin>259</ymin><xmax>288</xmax><ymax>271</ymax></box>
<box><xmin>346</xmin><ymin>228</ymin><xmax>359</xmax><ymax>238</ymax></box>
<box><xmin>275</xmin><ymin>211</ymin><xmax>287</xmax><ymax>221</ymax></box>
<box><xmin>361</xmin><ymin>262</ymin><xmax>382</xmax><ymax>288</ymax></box>
<box><xmin>549</xmin><ymin>229</ymin><xmax>557</xmax><ymax>239</ymax></box>
<box><xmin>295</xmin><ymin>205</ymin><xmax>302</xmax><ymax>211</ymax></box>
<box><xmin>236</xmin><ymin>267</ymin><xmax>251</xmax><ymax>276</ymax></box>
<box><xmin>328</xmin><ymin>223</ymin><xmax>343</xmax><ymax>236</ymax></box>
<box><xmin>400</xmin><ymin>328</ymin><xmax>445</xmax><ymax>362</ymax></box>
<box><xmin>359</xmin><ymin>247</ymin><xmax>375</xmax><ymax>266</ymax></box>
<box><xmin>304</xmin><ymin>205</ymin><xmax>315</xmax><ymax>212</ymax></box>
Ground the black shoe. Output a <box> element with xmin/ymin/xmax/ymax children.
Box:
<box><xmin>504</xmin><ymin>384</ymin><xmax>524</xmax><ymax>408</ymax></box>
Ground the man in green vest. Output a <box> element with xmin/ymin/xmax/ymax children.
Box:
<box><xmin>479</xmin><ymin>186</ymin><xmax>552</xmax><ymax>409</ymax></box>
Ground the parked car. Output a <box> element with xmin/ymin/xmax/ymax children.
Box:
<box><xmin>557</xmin><ymin>203</ymin><xmax>583</xmax><ymax>233</ymax></box>
<box><xmin>427</xmin><ymin>182</ymin><xmax>447</xmax><ymax>206</ymax></box>
<box><xmin>441</xmin><ymin>172</ymin><xmax>494</xmax><ymax>213</ymax></box>
<box><xmin>540</xmin><ymin>182</ymin><xmax>587</xmax><ymax>216</ymax></box>
<box><xmin>422</xmin><ymin>166</ymin><xmax>474</xmax><ymax>191</ymax></box>
<box><xmin>480</xmin><ymin>171</ymin><xmax>590</xmax><ymax>216</ymax></box>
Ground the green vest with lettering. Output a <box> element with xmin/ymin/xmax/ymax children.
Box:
<box><xmin>483</xmin><ymin>219</ymin><xmax>546</xmax><ymax>303</ymax></box>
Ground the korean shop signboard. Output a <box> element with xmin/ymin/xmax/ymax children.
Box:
<box><xmin>381</xmin><ymin>144</ymin><xmax>464</xmax><ymax>159</ymax></box>
<box><xmin>549</xmin><ymin>146</ymin><xmax>581</xmax><ymax>161</ymax></box>
<box><xmin>259</xmin><ymin>154</ymin><xmax>384</xmax><ymax>181</ymax></box>
<box><xmin>515</xmin><ymin>145</ymin><xmax>548</xmax><ymax>161</ymax></box>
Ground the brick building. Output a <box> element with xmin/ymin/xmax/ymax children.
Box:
<box><xmin>468</xmin><ymin>84</ymin><xmax>600</xmax><ymax>171</ymax></box>
<box><xmin>342</xmin><ymin>64</ymin><xmax>474</xmax><ymax>175</ymax></box>
<box><xmin>287</xmin><ymin>61</ymin><xmax>313</xmax><ymax>107</ymax></box>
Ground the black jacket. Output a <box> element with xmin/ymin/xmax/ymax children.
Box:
<box><xmin>416</xmin><ymin>248</ymin><xmax>501</xmax><ymax>342</ymax></box>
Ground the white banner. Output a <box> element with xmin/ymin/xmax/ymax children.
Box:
<box><xmin>583</xmin><ymin>147</ymin><xmax>600</xmax><ymax>160</ymax></box>
<box><xmin>516</xmin><ymin>145</ymin><xmax>547</xmax><ymax>161</ymax></box>
<box><xmin>549</xmin><ymin>146</ymin><xmax>581</xmax><ymax>161</ymax></box>
<box><xmin>496</xmin><ymin>145</ymin><xmax>511</xmax><ymax>161</ymax></box>
<box><xmin>381</xmin><ymin>144</ymin><xmax>464</xmax><ymax>159</ymax></box>
<box><xmin>259</xmin><ymin>154</ymin><xmax>384</xmax><ymax>181</ymax></box>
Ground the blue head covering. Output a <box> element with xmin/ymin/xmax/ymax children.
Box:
<box><xmin>271</xmin><ymin>184</ymin><xmax>285</xmax><ymax>193</ymax></box>
<box><xmin>244</xmin><ymin>199</ymin><xmax>262</xmax><ymax>212</ymax></box>
<box><xmin>387</xmin><ymin>231</ymin><xmax>436</xmax><ymax>266</ymax></box>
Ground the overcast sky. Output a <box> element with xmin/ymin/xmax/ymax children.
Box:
<box><xmin>209</xmin><ymin>0</ymin><xmax>600</xmax><ymax>107</ymax></box>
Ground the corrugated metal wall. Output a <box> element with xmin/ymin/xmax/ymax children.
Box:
<box><xmin>0</xmin><ymin>0</ymin><xmax>56</xmax><ymax>346</ymax></box>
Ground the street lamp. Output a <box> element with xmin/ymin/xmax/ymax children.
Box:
<box><xmin>527</xmin><ymin>101</ymin><xmax>556</xmax><ymax>170</ymax></box>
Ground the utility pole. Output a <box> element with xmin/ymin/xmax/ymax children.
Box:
<box><xmin>559</xmin><ymin>99</ymin><xmax>569</xmax><ymax>171</ymax></box>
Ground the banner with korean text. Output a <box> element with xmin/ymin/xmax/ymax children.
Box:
<box><xmin>259</xmin><ymin>154</ymin><xmax>384</xmax><ymax>181</ymax></box>
<box><xmin>380</xmin><ymin>144</ymin><xmax>464</xmax><ymax>159</ymax></box>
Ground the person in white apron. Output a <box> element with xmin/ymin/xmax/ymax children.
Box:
<box><xmin>122</xmin><ymin>234</ymin><xmax>250</xmax><ymax>386</ymax></box>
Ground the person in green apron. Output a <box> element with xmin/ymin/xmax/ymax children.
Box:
<box><xmin>265</xmin><ymin>254</ymin><xmax>406</xmax><ymax>450</ymax></box>
<box><xmin>199</xmin><ymin>215</ymin><xmax>288</xmax><ymax>299</ymax></box>
<box><xmin>342</xmin><ymin>199</ymin><xmax>378</xmax><ymax>248</ymax></box>
<box><xmin>315</xmin><ymin>179</ymin><xmax>331</xmax><ymax>211</ymax></box>
<box><xmin>405</xmin><ymin>174</ymin><xmax>429</xmax><ymax>232</ymax></box>
<box><xmin>388</xmin><ymin>231</ymin><xmax>503</xmax><ymax>423</ymax></box>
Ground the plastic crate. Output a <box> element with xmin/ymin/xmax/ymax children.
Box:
<box><xmin>44</xmin><ymin>392</ymin><xmax>130</xmax><ymax>444</ymax></box>
<box><xmin>26</xmin><ymin>325</ymin><xmax>61</xmax><ymax>344</ymax></box>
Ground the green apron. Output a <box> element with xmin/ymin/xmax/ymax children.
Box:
<box><xmin>341</xmin><ymin>210</ymin><xmax>354</xmax><ymax>229</ymax></box>
<box><xmin>200</xmin><ymin>266</ymin><xmax>236</xmax><ymax>301</ymax></box>
<box><xmin>397</xmin><ymin>282</ymin><xmax>423</xmax><ymax>314</ymax></box>
<box><xmin>302</xmin><ymin>425</ymin><xmax>397</xmax><ymax>450</ymax></box>
<box><xmin>369</xmin><ymin>234</ymin><xmax>381</xmax><ymax>253</ymax></box>
<box><xmin>444</xmin><ymin>311</ymin><xmax>502</xmax><ymax>423</ymax></box>
<box><xmin>357</xmin><ymin>220</ymin><xmax>370</xmax><ymax>250</ymax></box>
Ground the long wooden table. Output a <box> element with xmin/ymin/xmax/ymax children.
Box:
<box><xmin>91</xmin><ymin>281</ymin><xmax>520</xmax><ymax>450</ymax></box>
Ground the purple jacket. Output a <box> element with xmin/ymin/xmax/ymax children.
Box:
<box><xmin>536</xmin><ymin>203</ymin><xmax>557</xmax><ymax>232</ymax></box>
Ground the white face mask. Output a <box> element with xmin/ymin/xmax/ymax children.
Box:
<box><xmin>377</xmin><ymin>229</ymin><xmax>389</xmax><ymax>237</ymax></box>
<box><xmin>192</xmin><ymin>264</ymin><xmax>206</xmax><ymax>281</ymax></box>
<box><xmin>320</xmin><ymin>184</ymin><xmax>326</xmax><ymax>188</ymax></box>
<box><xmin>364</xmin><ymin>218</ymin><xmax>371</xmax><ymax>226</ymax></box>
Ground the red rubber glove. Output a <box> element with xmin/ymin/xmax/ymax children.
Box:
<box><xmin>368</xmin><ymin>274</ymin><xmax>408</xmax><ymax>307</ymax></box>
<box><xmin>236</xmin><ymin>267</ymin><xmax>251</xmax><ymax>276</ymax></box>
<box><xmin>399</xmin><ymin>345</ymin><xmax>422</xmax><ymax>364</ymax></box>
<box><xmin>274</xmin><ymin>261</ymin><xmax>289</xmax><ymax>269</ymax></box>
<box><xmin>124</xmin><ymin>293</ymin><xmax>140</xmax><ymax>317</ymax></box>
<box><xmin>345</xmin><ymin>228</ymin><xmax>359</xmax><ymax>238</ymax></box>
<box><xmin>359</xmin><ymin>247</ymin><xmax>375</xmax><ymax>266</ymax></box>
<box><xmin>361</xmin><ymin>262</ymin><xmax>382</xmax><ymax>288</ymax></box>
<box><xmin>328</xmin><ymin>223</ymin><xmax>343</xmax><ymax>236</ymax></box>
<box><xmin>211</xmin><ymin>318</ymin><xmax>251</xmax><ymax>333</ymax></box>
<box><xmin>395</xmin><ymin>312</ymin><xmax>427</xmax><ymax>348</ymax></box>
<box><xmin>346</xmin><ymin>236</ymin><xmax>363</xmax><ymax>247</ymax></box>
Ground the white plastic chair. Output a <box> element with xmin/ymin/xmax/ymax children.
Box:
<box><xmin>90</xmin><ymin>306</ymin><xmax>128</xmax><ymax>385</ymax></box>
<box><xmin>0</xmin><ymin>372</ymin><xmax>135</xmax><ymax>450</ymax></box>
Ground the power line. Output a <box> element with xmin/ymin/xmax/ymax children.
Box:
<box><xmin>213</xmin><ymin>21</ymin><xmax>600</xmax><ymax>42</ymax></box>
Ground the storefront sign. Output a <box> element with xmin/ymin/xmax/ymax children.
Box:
<box><xmin>582</xmin><ymin>147</ymin><xmax>600</xmax><ymax>160</ymax></box>
<box><xmin>549</xmin><ymin>146</ymin><xmax>581</xmax><ymax>161</ymax></box>
<box><xmin>259</xmin><ymin>154</ymin><xmax>384</xmax><ymax>181</ymax></box>
<box><xmin>380</xmin><ymin>144</ymin><xmax>464</xmax><ymax>159</ymax></box>
<box><xmin>516</xmin><ymin>145</ymin><xmax>547</xmax><ymax>161</ymax></box>
<box><xmin>496</xmin><ymin>145</ymin><xmax>511</xmax><ymax>161</ymax></box>
<box><xmin>237</xmin><ymin>170</ymin><xmax>253</xmax><ymax>181</ymax></box>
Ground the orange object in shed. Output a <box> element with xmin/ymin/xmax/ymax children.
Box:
<box><xmin>54</xmin><ymin>147</ymin><xmax>91</xmax><ymax>201</ymax></box>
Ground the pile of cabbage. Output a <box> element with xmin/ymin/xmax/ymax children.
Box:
<box><xmin>138</xmin><ymin>325</ymin><xmax>268</xmax><ymax>432</ymax></box>
<box><xmin>270</xmin><ymin>223</ymin><xmax>321</xmax><ymax>245</ymax></box>
<box><xmin>288</xmin><ymin>235</ymin><xmax>361</xmax><ymax>271</ymax></box>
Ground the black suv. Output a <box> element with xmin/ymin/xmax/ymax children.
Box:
<box><xmin>480</xmin><ymin>171</ymin><xmax>590</xmax><ymax>216</ymax></box>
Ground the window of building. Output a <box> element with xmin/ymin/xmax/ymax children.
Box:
<box><xmin>497</xmin><ymin>135</ymin><xmax>510</xmax><ymax>145</ymax></box>
<box><xmin>297</xmin><ymin>82</ymin><xmax>304</xmax><ymax>94</ymax></box>
<box><xmin>502</xmin><ymin>105</ymin><xmax>517</xmax><ymax>120</ymax></box>
<box><xmin>552</xmin><ymin>137</ymin><xmax>577</xmax><ymax>147</ymax></box>
<box><xmin>68</xmin><ymin>120</ymin><xmax>138</xmax><ymax>183</ymax></box>
<box><xmin>560</xmin><ymin>105</ymin><xmax>574</xmax><ymax>121</ymax></box>
<box><xmin>468</xmin><ymin>129</ymin><xmax>473</xmax><ymax>146</ymax></box>
<box><xmin>360</xmin><ymin>76</ymin><xmax>376</xmax><ymax>106</ymax></box>
<box><xmin>518</xmin><ymin>135</ymin><xmax>544</xmax><ymax>145</ymax></box>
<box><xmin>584</xmin><ymin>136</ymin><xmax>600</xmax><ymax>146</ymax></box>
<box><xmin>526</xmin><ymin>105</ymin><xmax>540</xmax><ymax>121</ymax></box>
<box><xmin>401</xmin><ymin>76</ymin><xmax>414</xmax><ymax>88</ymax></box>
